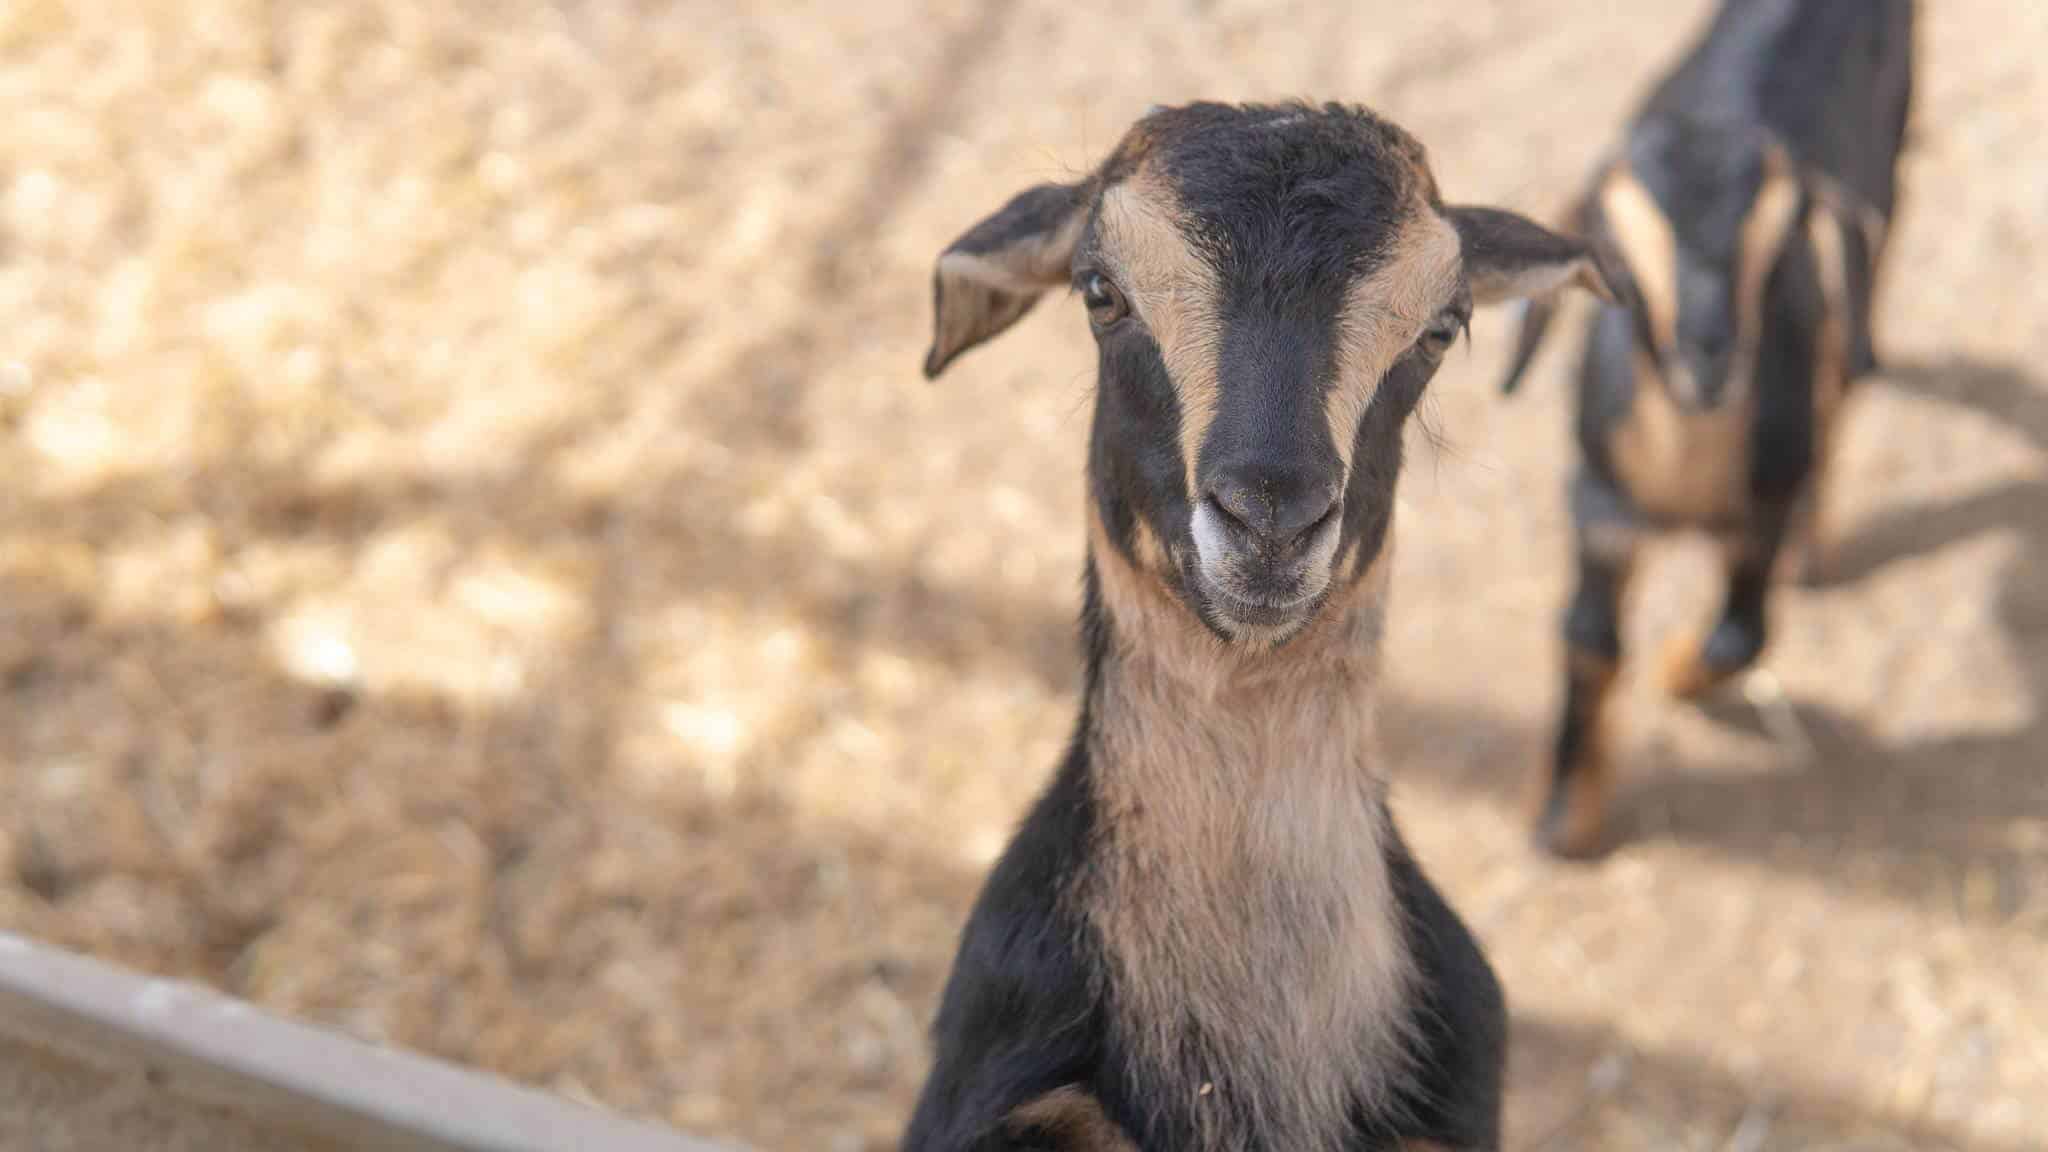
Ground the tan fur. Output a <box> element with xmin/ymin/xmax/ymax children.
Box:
<box><xmin>935</xmin><ymin>203</ymin><xmax>1088</xmax><ymax>294</ymax></box>
<box><xmin>1792</xmin><ymin>200</ymin><xmax>1854</xmax><ymax>582</ymax></box>
<box><xmin>1599</xmin><ymin>169</ymin><xmax>1679</xmax><ymax>352</ymax></box>
<box><xmin>1128</xmin><ymin>512</ymin><xmax>1173</xmax><ymax>578</ymax></box>
<box><xmin>1659</xmin><ymin>625</ymin><xmax>1741</xmax><ymax>699</ymax></box>
<box><xmin>1794</xmin><ymin>191</ymin><xmax>1875</xmax><ymax>582</ymax></box>
<box><xmin>1081</xmin><ymin>509</ymin><xmax>1413</xmax><ymax>1152</ymax></box>
<box><xmin>1327</xmin><ymin>212</ymin><xmax>1463</xmax><ymax>468</ymax></box>
<box><xmin>1733</xmin><ymin>153</ymin><xmax>1802</xmax><ymax>390</ymax></box>
<box><xmin>1099</xmin><ymin>162</ymin><xmax>1460</xmax><ymax>484</ymax></box>
<box><xmin>1807</xmin><ymin>166</ymin><xmax>1888</xmax><ymax>268</ymax></box>
<box><xmin>1805</xmin><ymin>207</ymin><xmax>1852</xmax><ymax>425</ymax></box>
<box><xmin>1803</xmin><ymin>167</ymin><xmax>1891</xmax><ymax>577</ymax></box>
<box><xmin>1096</xmin><ymin>168</ymin><xmax>1224</xmax><ymax>502</ymax></box>
<box><xmin>1466</xmin><ymin>254</ymin><xmax>1607</xmax><ymax>307</ymax></box>
<box><xmin>1535</xmin><ymin>635</ymin><xmax>1626</xmax><ymax>860</ymax></box>
<box><xmin>1006</xmin><ymin>1087</ymin><xmax>1141</xmax><ymax>1151</ymax></box>
<box><xmin>928</xmin><ymin>207</ymin><xmax>1090</xmax><ymax>373</ymax></box>
<box><xmin>1609</xmin><ymin>344</ymin><xmax>1753</xmax><ymax>525</ymax></box>
<box><xmin>1605</xmin><ymin>159</ymin><xmax>1802</xmax><ymax>527</ymax></box>
<box><xmin>927</xmin><ymin>258</ymin><xmax>1042</xmax><ymax>375</ymax></box>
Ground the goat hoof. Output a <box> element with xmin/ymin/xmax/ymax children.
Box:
<box><xmin>1531</xmin><ymin>774</ymin><xmax>1608</xmax><ymax>861</ymax></box>
<box><xmin>1534</xmin><ymin>801</ymin><xmax>1607</xmax><ymax>860</ymax></box>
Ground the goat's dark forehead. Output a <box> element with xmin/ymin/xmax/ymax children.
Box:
<box><xmin>1133</xmin><ymin>103</ymin><xmax>1435</xmax><ymax>294</ymax></box>
<box><xmin>1628</xmin><ymin>117</ymin><xmax>1770</xmax><ymax>256</ymax></box>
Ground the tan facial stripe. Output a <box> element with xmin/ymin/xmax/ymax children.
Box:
<box><xmin>1736</xmin><ymin>158</ymin><xmax>1802</xmax><ymax>330</ymax></box>
<box><xmin>1599</xmin><ymin>170</ymin><xmax>1678</xmax><ymax>351</ymax></box>
<box><xmin>1327</xmin><ymin>212</ymin><xmax>1461</xmax><ymax>465</ymax></box>
<box><xmin>1095</xmin><ymin>169</ymin><xmax>1222</xmax><ymax>504</ymax></box>
<box><xmin>1730</xmin><ymin>160</ymin><xmax>1802</xmax><ymax>397</ymax></box>
<box><xmin>1807</xmin><ymin>167</ymin><xmax>1889</xmax><ymax>259</ymax></box>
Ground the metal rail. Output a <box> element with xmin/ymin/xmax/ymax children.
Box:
<box><xmin>0</xmin><ymin>932</ymin><xmax>729</xmax><ymax>1152</ymax></box>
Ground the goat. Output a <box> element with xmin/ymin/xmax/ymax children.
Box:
<box><xmin>1500</xmin><ymin>0</ymin><xmax>1915</xmax><ymax>858</ymax></box>
<box><xmin>905</xmin><ymin>102</ymin><xmax>1610</xmax><ymax>1152</ymax></box>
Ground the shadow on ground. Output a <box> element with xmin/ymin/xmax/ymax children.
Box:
<box><xmin>2</xmin><ymin>555</ymin><xmax>2025</xmax><ymax>1152</ymax></box>
<box><xmin>1509</xmin><ymin>1012</ymin><xmax>2033</xmax><ymax>1152</ymax></box>
<box><xmin>1391</xmin><ymin>358</ymin><xmax>2047</xmax><ymax>927</ymax></box>
<box><xmin>0</xmin><ymin>437</ymin><xmax>1044</xmax><ymax>1146</ymax></box>
<box><xmin>1639</xmin><ymin>358</ymin><xmax>2048</xmax><ymax>919</ymax></box>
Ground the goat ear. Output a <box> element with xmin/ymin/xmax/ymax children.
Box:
<box><xmin>1447</xmin><ymin>204</ymin><xmax>1615</xmax><ymax>308</ymax></box>
<box><xmin>925</xmin><ymin>181</ymin><xmax>1089</xmax><ymax>379</ymax></box>
<box><xmin>1802</xmin><ymin>169</ymin><xmax>1886</xmax><ymax>377</ymax></box>
<box><xmin>1498</xmin><ymin>295</ymin><xmax>1560</xmax><ymax>396</ymax></box>
<box><xmin>1489</xmin><ymin>195</ymin><xmax>1621</xmax><ymax>396</ymax></box>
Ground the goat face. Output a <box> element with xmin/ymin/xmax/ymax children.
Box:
<box><xmin>1585</xmin><ymin>115</ymin><xmax>1807</xmax><ymax>411</ymax></box>
<box><xmin>926</xmin><ymin>102</ymin><xmax>1609</xmax><ymax>645</ymax></box>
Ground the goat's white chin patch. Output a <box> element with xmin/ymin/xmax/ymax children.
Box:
<box><xmin>1188</xmin><ymin>501</ymin><xmax>1342</xmax><ymax>642</ymax></box>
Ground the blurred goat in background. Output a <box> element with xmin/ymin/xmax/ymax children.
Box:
<box><xmin>1501</xmin><ymin>0</ymin><xmax>1916</xmax><ymax>859</ymax></box>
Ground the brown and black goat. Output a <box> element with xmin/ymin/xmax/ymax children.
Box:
<box><xmin>905</xmin><ymin>102</ymin><xmax>1610</xmax><ymax>1152</ymax></box>
<box><xmin>1501</xmin><ymin>0</ymin><xmax>1915</xmax><ymax>858</ymax></box>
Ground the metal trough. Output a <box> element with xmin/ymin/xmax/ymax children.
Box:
<box><xmin>0</xmin><ymin>931</ymin><xmax>728</xmax><ymax>1151</ymax></box>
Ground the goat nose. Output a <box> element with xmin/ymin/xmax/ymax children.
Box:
<box><xmin>1204</xmin><ymin>466</ymin><xmax>1341</xmax><ymax>550</ymax></box>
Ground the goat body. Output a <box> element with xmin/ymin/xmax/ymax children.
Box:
<box><xmin>1505</xmin><ymin>0</ymin><xmax>1916</xmax><ymax>857</ymax></box>
<box><xmin>908</xmin><ymin>102</ymin><xmax>1610</xmax><ymax>1151</ymax></box>
<box><xmin>1640</xmin><ymin>0</ymin><xmax>1912</xmax><ymax>226</ymax></box>
<box><xmin>903</xmin><ymin>540</ymin><xmax>1505</xmax><ymax>1152</ymax></box>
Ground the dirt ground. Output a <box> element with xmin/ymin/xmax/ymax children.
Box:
<box><xmin>0</xmin><ymin>1028</ymin><xmax>342</xmax><ymax>1152</ymax></box>
<box><xmin>1</xmin><ymin>1</ymin><xmax>2043</xmax><ymax>1149</ymax></box>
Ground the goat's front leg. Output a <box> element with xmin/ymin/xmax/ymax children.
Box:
<box><xmin>1533</xmin><ymin>480</ymin><xmax>1636</xmax><ymax>859</ymax></box>
<box><xmin>1785</xmin><ymin>394</ymin><xmax>1856</xmax><ymax>587</ymax></box>
<box><xmin>1661</xmin><ymin>506</ymin><xmax>1793</xmax><ymax>698</ymax></box>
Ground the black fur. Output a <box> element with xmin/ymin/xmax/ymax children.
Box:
<box><xmin>900</xmin><ymin>702</ymin><xmax>1508</xmax><ymax>1151</ymax></box>
<box><xmin>899</xmin><ymin>735</ymin><xmax>1107</xmax><ymax>1152</ymax></box>
<box><xmin>1076</xmin><ymin>102</ymin><xmax>1449</xmax><ymax>637</ymax></box>
<box><xmin>1378</xmin><ymin>829</ymin><xmax>1507</xmax><ymax>1151</ymax></box>
<box><xmin>1622</xmin><ymin>0</ymin><xmax>1911</xmax><ymax>394</ymax></box>
<box><xmin>1637</xmin><ymin>0</ymin><xmax>1912</xmax><ymax>224</ymax></box>
<box><xmin>909</xmin><ymin>103</ymin><xmax>1554</xmax><ymax>1151</ymax></box>
<box><xmin>1154</xmin><ymin>102</ymin><xmax>1423</xmax><ymax>299</ymax></box>
<box><xmin>1522</xmin><ymin>1</ymin><xmax>1915</xmax><ymax>857</ymax></box>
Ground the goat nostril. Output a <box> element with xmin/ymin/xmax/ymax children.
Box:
<box><xmin>1300</xmin><ymin>497</ymin><xmax>1340</xmax><ymax>542</ymax></box>
<box><xmin>1204</xmin><ymin>492</ymin><xmax>1259</xmax><ymax>539</ymax></box>
<box><xmin>1203</xmin><ymin>486</ymin><xmax>1339</xmax><ymax>552</ymax></box>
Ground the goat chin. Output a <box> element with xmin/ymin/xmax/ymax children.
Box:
<box><xmin>1187</xmin><ymin>499</ymin><xmax>1341</xmax><ymax>642</ymax></box>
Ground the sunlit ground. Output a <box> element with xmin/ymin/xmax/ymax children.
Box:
<box><xmin>2</xmin><ymin>2</ymin><xmax>2044</xmax><ymax>1148</ymax></box>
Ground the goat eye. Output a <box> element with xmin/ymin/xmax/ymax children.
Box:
<box><xmin>1419</xmin><ymin>310</ymin><xmax>1465</xmax><ymax>355</ymax></box>
<box><xmin>1082</xmin><ymin>272</ymin><xmax>1129</xmax><ymax>325</ymax></box>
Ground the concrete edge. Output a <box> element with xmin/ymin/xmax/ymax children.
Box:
<box><xmin>0</xmin><ymin>932</ymin><xmax>728</xmax><ymax>1152</ymax></box>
